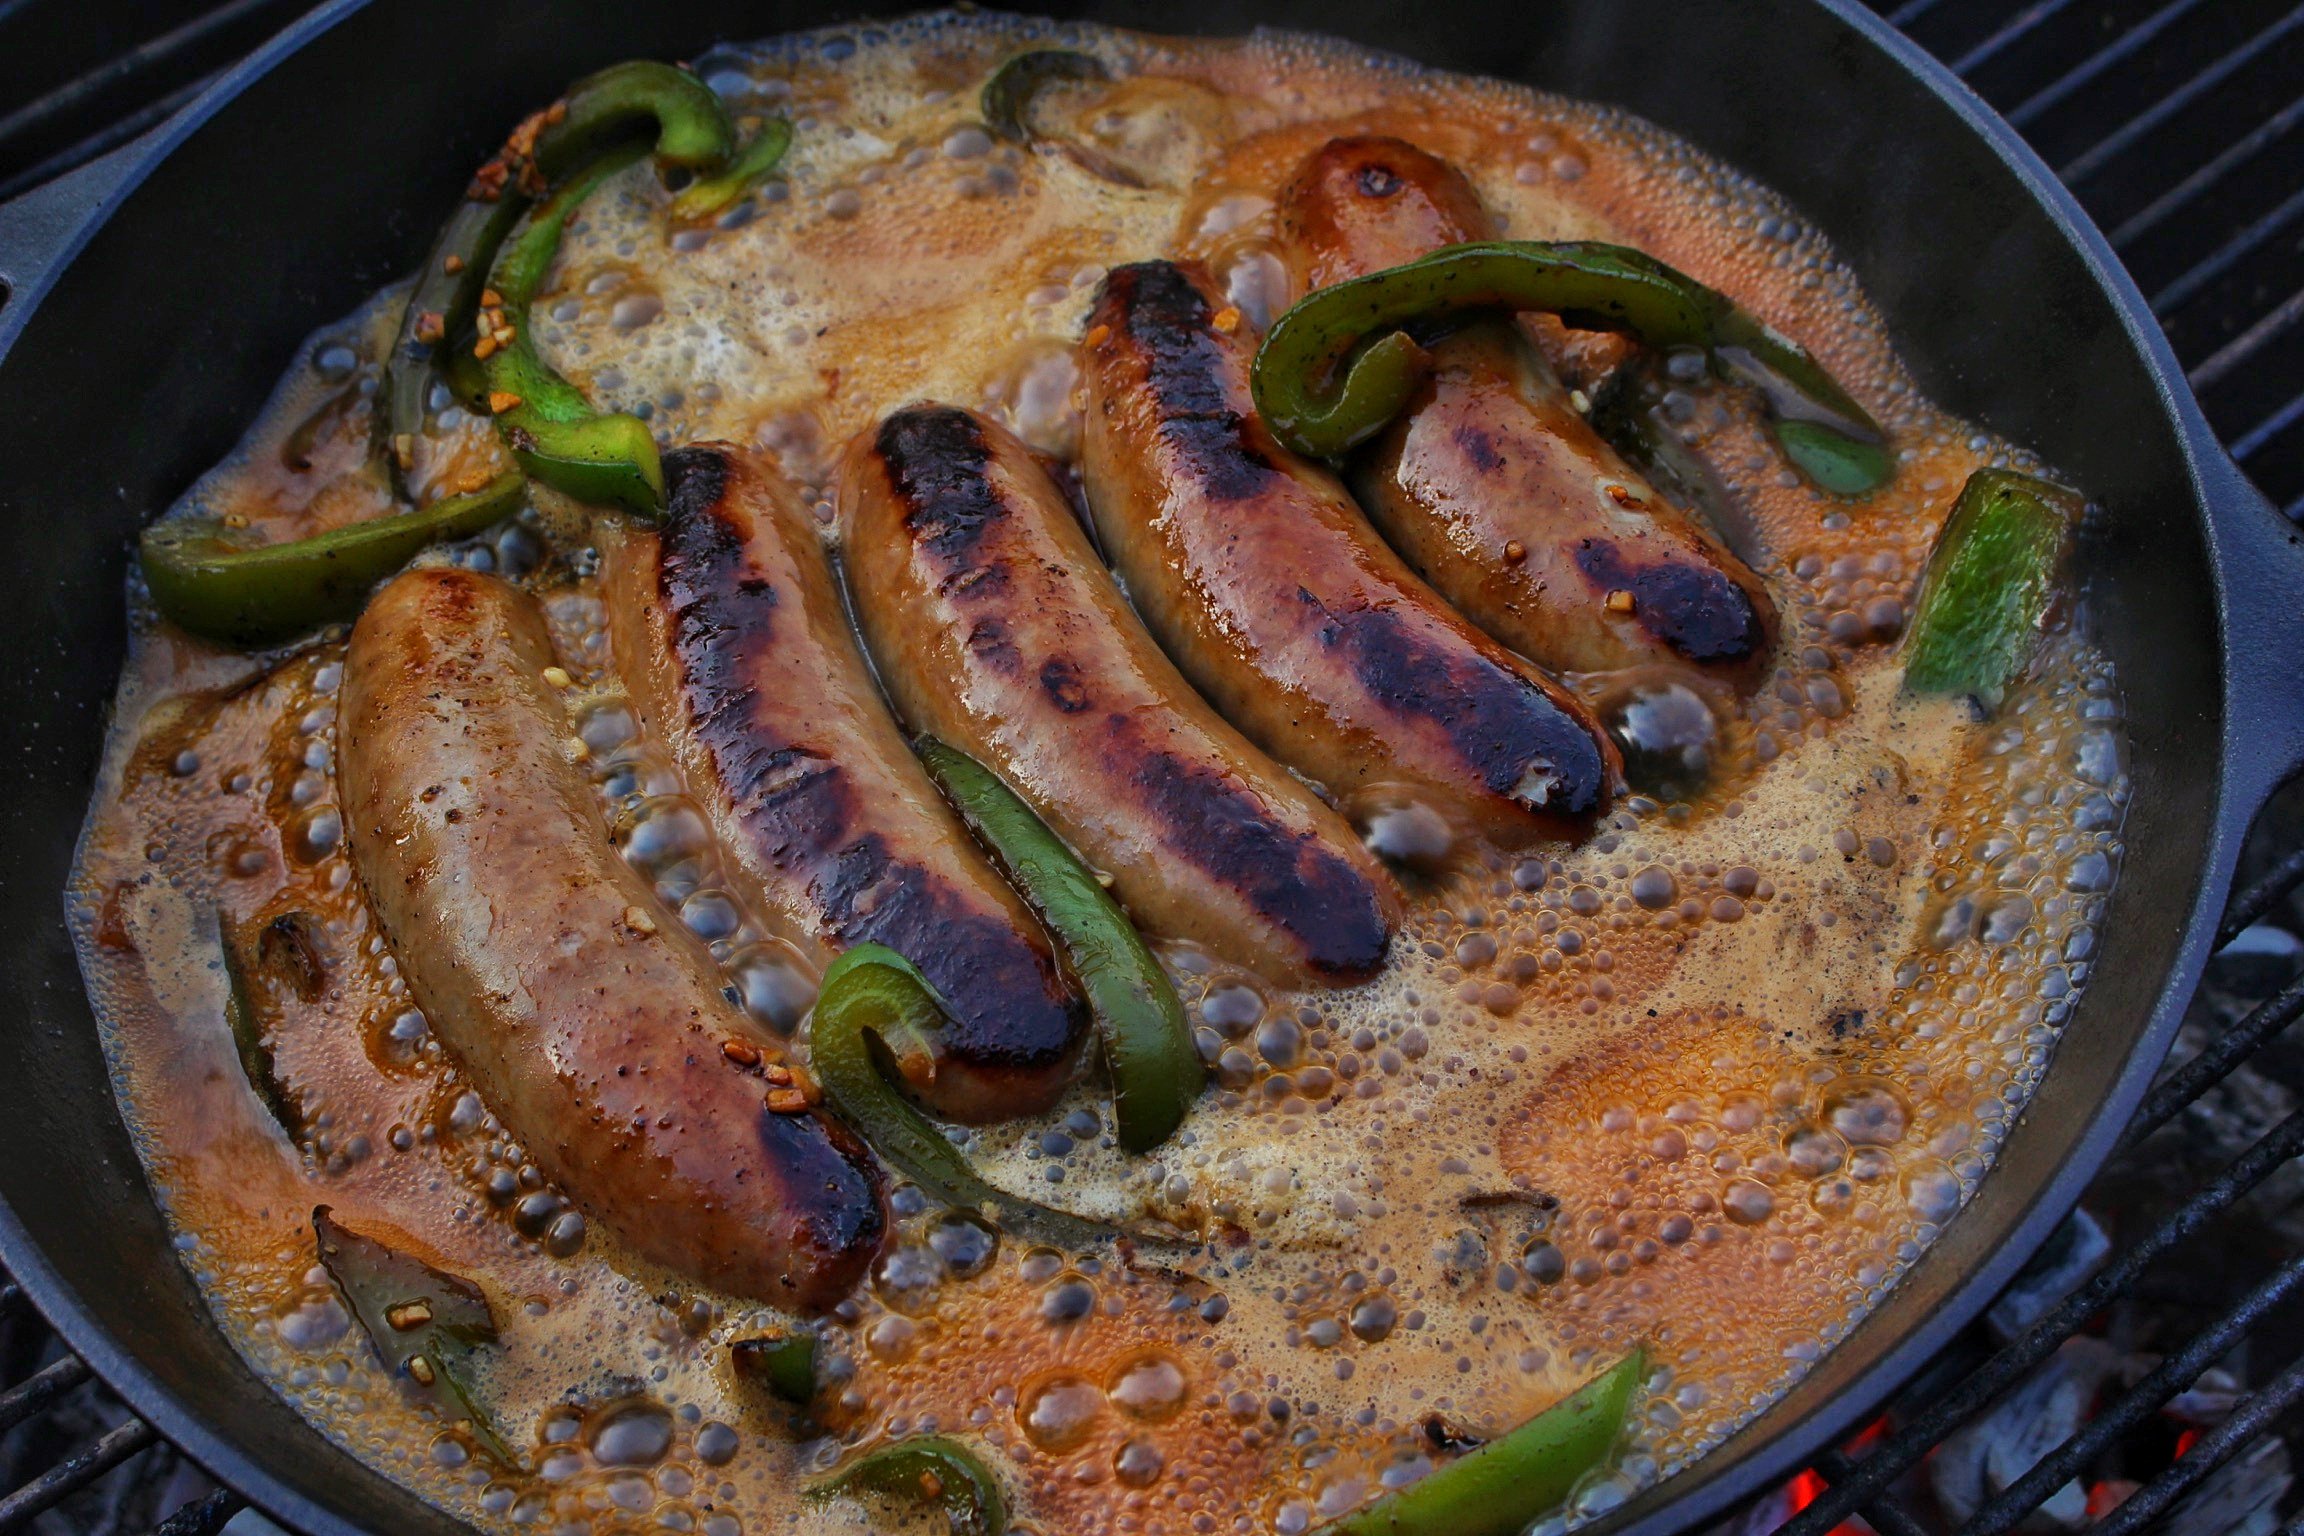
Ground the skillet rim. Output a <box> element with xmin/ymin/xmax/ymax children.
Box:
<box><xmin>1585</xmin><ymin>4</ymin><xmax>2299</xmax><ymax>1525</ymax></box>
<box><xmin>0</xmin><ymin>3</ymin><xmax>2293</xmax><ymax>1533</ymax></box>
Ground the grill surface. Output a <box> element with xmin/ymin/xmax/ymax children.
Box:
<box><xmin>0</xmin><ymin>1</ymin><xmax>2299</xmax><ymax>1532</ymax></box>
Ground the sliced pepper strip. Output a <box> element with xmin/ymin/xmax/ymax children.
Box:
<box><xmin>808</xmin><ymin>944</ymin><xmax>1113</xmax><ymax>1249</ymax></box>
<box><xmin>809</xmin><ymin>1435</ymin><xmax>1008</xmax><ymax>1536</ymax></box>
<box><xmin>218</xmin><ymin>915</ymin><xmax>302</xmax><ymax>1140</ymax></box>
<box><xmin>383</xmin><ymin>196</ymin><xmax>529</xmax><ymax>477</ymax></box>
<box><xmin>917</xmin><ymin>739</ymin><xmax>1201</xmax><ymax>1153</ymax></box>
<box><xmin>670</xmin><ymin>118</ymin><xmax>794</xmax><ymax>221</ymax></box>
<box><xmin>730</xmin><ymin>1331</ymin><xmax>817</xmax><ymax>1405</ymax></box>
<box><xmin>980</xmin><ymin>49</ymin><xmax>1109</xmax><ymax>142</ymax></box>
<box><xmin>1250</xmin><ymin>240</ymin><xmax>1890</xmax><ymax>493</ymax></box>
<box><xmin>482</xmin><ymin>145</ymin><xmax>664</xmax><ymax>515</ymax></box>
<box><xmin>535</xmin><ymin>60</ymin><xmax>736</xmax><ymax>178</ymax></box>
<box><xmin>1318</xmin><ymin>1349</ymin><xmax>1645</xmax><ymax>1536</ymax></box>
<box><xmin>382</xmin><ymin>60</ymin><xmax>736</xmax><ymax>485</ymax></box>
<box><xmin>140</xmin><ymin>471</ymin><xmax>526</xmax><ymax>647</ymax></box>
<box><xmin>1902</xmin><ymin>467</ymin><xmax>2083</xmax><ymax>711</ymax></box>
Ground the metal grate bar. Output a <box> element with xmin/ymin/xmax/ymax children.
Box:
<box><xmin>0</xmin><ymin>1356</ymin><xmax>89</xmax><ymax>1437</ymax></box>
<box><xmin>0</xmin><ymin>0</ymin><xmax>293</xmax><ymax>156</ymax></box>
<box><xmin>2005</xmin><ymin>0</ymin><xmax>2212</xmax><ymax>128</ymax></box>
<box><xmin>1858</xmin><ymin>1495</ymin><xmax>1933</xmax><ymax>1536</ymax></box>
<box><xmin>1782</xmin><ymin>1104</ymin><xmax>2304</xmax><ymax>1534</ymax></box>
<box><xmin>0</xmin><ymin>1417</ymin><xmax>157</xmax><ymax>1533</ymax></box>
<box><xmin>2107</xmin><ymin>89</ymin><xmax>2304</xmax><ymax>249</ymax></box>
<box><xmin>1951</xmin><ymin>0</ymin><xmax>2082</xmax><ymax>78</ymax></box>
<box><xmin>0</xmin><ymin>69</ymin><xmax>214</xmax><ymax>205</ymax></box>
<box><xmin>1814</xmin><ymin>1448</ymin><xmax>1933</xmax><ymax>1536</ymax></box>
<box><xmin>150</xmin><ymin>1490</ymin><xmax>243</xmax><ymax>1536</ymax></box>
<box><xmin>1887</xmin><ymin>0</ymin><xmax>1947</xmax><ymax>26</ymax></box>
<box><xmin>2186</xmin><ymin>283</ymin><xmax>2304</xmax><ymax>394</ymax></box>
<box><xmin>2220</xmin><ymin>844</ymin><xmax>2304</xmax><ymax>947</ymax></box>
<box><xmin>2058</xmin><ymin>5</ymin><xmax>2304</xmax><ymax>184</ymax></box>
<box><xmin>2154</xmin><ymin>186</ymin><xmax>2304</xmax><ymax>321</ymax></box>
<box><xmin>2231</xmin><ymin>386</ymin><xmax>2304</xmax><ymax>465</ymax></box>
<box><xmin>1958</xmin><ymin>1253</ymin><xmax>2304</xmax><ymax>1535</ymax></box>
<box><xmin>2121</xmin><ymin>972</ymin><xmax>2304</xmax><ymax>1148</ymax></box>
<box><xmin>2090</xmin><ymin>1357</ymin><xmax>2304</xmax><ymax>1536</ymax></box>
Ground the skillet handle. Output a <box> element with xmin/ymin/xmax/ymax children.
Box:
<box><xmin>2212</xmin><ymin>446</ymin><xmax>2304</xmax><ymax>816</ymax></box>
<box><xmin>0</xmin><ymin>147</ymin><xmax>146</xmax><ymax>360</ymax></box>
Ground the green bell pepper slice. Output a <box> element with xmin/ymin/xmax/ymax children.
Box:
<box><xmin>808</xmin><ymin>944</ymin><xmax>1113</xmax><ymax>1249</ymax></box>
<box><xmin>916</xmin><ymin>739</ymin><xmax>1200</xmax><ymax>1153</ymax></box>
<box><xmin>1902</xmin><ymin>467</ymin><xmax>2083</xmax><ymax>711</ymax></box>
<box><xmin>140</xmin><ymin>470</ymin><xmax>526</xmax><ymax>647</ymax></box>
<box><xmin>730</xmin><ymin>1331</ymin><xmax>818</xmax><ymax>1405</ymax></box>
<box><xmin>809</xmin><ymin>1435</ymin><xmax>1008</xmax><ymax>1536</ymax></box>
<box><xmin>981</xmin><ymin>50</ymin><xmax>1109</xmax><ymax>143</ymax></box>
<box><xmin>1319</xmin><ymin>1350</ymin><xmax>1645</xmax><ymax>1536</ymax></box>
<box><xmin>480</xmin><ymin>142</ymin><xmax>663</xmax><ymax>514</ymax></box>
<box><xmin>670</xmin><ymin>118</ymin><xmax>794</xmax><ymax>221</ymax></box>
<box><xmin>1250</xmin><ymin>240</ymin><xmax>1890</xmax><ymax>494</ymax></box>
<box><xmin>218</xmin><ymin>915</ymin><xmax>302</xmax><ymax>1139</ymax></box>
<box><xmin>382</xmin><ymin>60</ymin><xmax>736</xmax><ymax>486</ymax></box>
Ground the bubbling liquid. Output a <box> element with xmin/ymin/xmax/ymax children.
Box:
<box><xmin>69</xmin><ymin>13</ymin><xmax>2125</xmax><ymax>1535</ymax></box>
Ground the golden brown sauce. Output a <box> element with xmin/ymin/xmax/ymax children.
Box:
<box><xmin>69</xmin><ymin>13</ymin><xmax>2127</xmax><ymax>1534</ymax></box>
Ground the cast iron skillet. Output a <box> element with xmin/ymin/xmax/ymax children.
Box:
<box><xmin>0</xmin><ymin>2</ymin><xmax>2298</xmax><ymax>1532</ymax></box>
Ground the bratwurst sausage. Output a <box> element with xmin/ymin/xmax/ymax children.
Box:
<box><xmin>1274</xmin><ymin>135</ymin><xmax>1776</xmax><ymax>680</ymax></box>
<box><xmin>601</xmin><ymin>445</ymin><xmax>1083</xmax><ymax>1122</ymax></box>
<box><xmin>1078</xmin><ymin>258</ymin><xmax>1617</xmax><ymax>847</ymax></box>
<box><xmin>340</xmin><ymin>568</ymin><xmax>882</xmax><ymax>1309</ymax></box>
<box><xmin>839</xmin><ymin>403</ymin><xmax>1400</xmax><ymax>984</ymax></box>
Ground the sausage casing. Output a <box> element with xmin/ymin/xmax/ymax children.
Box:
<box><xmin>839</xmin><ymin>403</ymin><xmax>1400</xmax><ymax>984</ymax></box>
<box><xmin>340</xmin><ymin>568</ymin><xmax>882</xmax><ymax>1309</ymax></box>
<box><xmin>1275</xmin><ymin>135</ymin><xmax>1776</xmax><ymax>680</ymax></box>
<box><xmin>1078</xmin><ymin>258</ymin><xmax>1617</xmax><ymax>847</ymax></box>
<box><xmin>602</xmin><ymin>445</ymin><xmax>1083</xmax><ymax>1123</ymax></box>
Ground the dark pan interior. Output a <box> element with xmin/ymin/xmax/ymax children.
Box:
<box><xmin>0</xmin><ymin>2</ymin><xmax>2243</xmax><ymax>1532</ymax></box>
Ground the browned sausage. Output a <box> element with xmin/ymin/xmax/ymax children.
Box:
<box><xmin>339</xmin><ymin>568</ymin><xmax>881</xmax><ymax>1309</ymax></box>
<box><xmin>838</xmin><ymin>403</ymin><xmax>1401</xmax><ymax>984</ymax></box>
<box><xmin>1077</xmin><ymin>259</ymin><xmax>1618</xmax><ymax>849</ymax></box>
<box><xmin>1274</xmin><ymin>135</ymin><xmax>1776</xmax><ymax>681</ymax></box>
<box><xmin>600</xmin><ymin>445</ymin><xmax>1083</xmax><ymax>1123</ymax></box>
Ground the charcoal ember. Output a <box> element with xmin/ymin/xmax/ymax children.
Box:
<box><xmin>1931</xmin><ymin>1336</ymin><xmax>2121</xmax><ymax>1529</ymax></box>
<box><xmin>1695</xmin><ymin>1479</ymin><xmax>1796</xmax><ymax>1535</ymax></box>
<box><xmin>1987</xmin><ymin>1209</ymin><xmax>2110</xmax><ymax>1342</ymax></box>
<box><xmin>2153</xmin><ymin>1433</ymin><xmax>2289</xmax><ymax>1536</ymax></box>
<box><xmin>2161</xmin><ymin>1365</ymin><xmax>2242</xmax><ymax>1426</ymax></box>
<box><xmin>2103</xmin><ymin>1004</ymin><xmax>2304</xmax><ymax>1258</ymax></box>
<box><xmin>2086</xmin><ymin>1479</ymin><xmax>2140</xmax><ymax>1521</ymax></box>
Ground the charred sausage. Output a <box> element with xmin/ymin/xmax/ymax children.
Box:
<box><xmin>839</xmin><ymin>403</ymin><xmax>1401</xmax><ymax>984</ymax></box>
<box><xmin>340</xmin><ymin>568</ymin><xmax>882</xmax><ymax>1309</ymax></box>
<box><xmin>601</xmin><ymin>445</ymin><xmax>1083</xmax><ymax>1123</ymax></box>
<box><xmin>1077</xmin><ymin>258</ymin><xmax>1618</xmax><ymax>848</ymax></box>
<box><xmin>1274</xmin><ymin>135</ymin><xmax>1776</xmax><ymax>680</ymax></box>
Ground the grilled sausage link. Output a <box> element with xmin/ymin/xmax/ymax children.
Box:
<box><xmin>1078</xmin><ymin>259</ymin><xmax>1618</xmax><ymax>848</ymax></box>
<box><xmin>340</xmin><ymin>568</ymin><xmax>882</xmax><ymax>1309</ymax></box>
<box><xmin>839</xmin><ymin>403</ymin><xmax>1401</xmax><ymax>984</ymax></box>
<box><xmin>601</xmin><ymin>445</ymin><xmax>1083</xmax><ymax>1123</ymax></box>
<box><xmin>1275</xmin><ymin>135</ymin><xmax>1776</xmax><ymax>681</ymax></box>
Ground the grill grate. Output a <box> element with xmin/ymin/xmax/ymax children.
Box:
<box><xmin>0</xmin><ymin>2</ymin><xmax>2300</xmax><ymax>1533</ymax></box>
